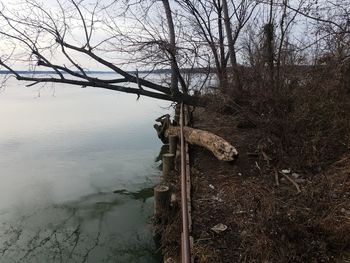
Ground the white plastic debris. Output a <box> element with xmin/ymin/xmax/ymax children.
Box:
<box><xmin>281</xmin><ymin>169</ymin><xmax>291</xmax><ymax>174</ymax></box>
<box><xmin>209</xmin><ymin>184</ymin><xmax>215</xmax><ymax>190</ymax></box>
<box><xmin>211</xmin><ymin>223</ymin><xmax>228</xmax><ymax>233</ymax></box>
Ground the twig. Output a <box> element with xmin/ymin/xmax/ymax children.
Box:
<box><xmin>26</xmin><ymin>81</ymin><xmax>40</xmax><ymax>87</ymax></box>
<box><xmin>280</xmin><ymin>172</ymin><xmax>301</xmax><ymax>194</ymax></box>
<box><xmin>255</xmin><ymin>161</ymin><xmax>262</xmax><ymax>176</ymax></box>
<box><xmin>274</xmin><ymin>169</ymin><xmax>280</xmax><ymax>186</ymax></box>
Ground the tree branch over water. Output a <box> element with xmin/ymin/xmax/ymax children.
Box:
<box><xmin>0</xmin><ymin>0</ymin><xmax>200</xmax><ymax>105</ymax></box>
<box><xmin>0</xmin><ymin>0</ymin><xmax>349</xmax><ymax>104</ymax></box>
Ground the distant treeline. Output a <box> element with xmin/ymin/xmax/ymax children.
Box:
<box><xmin>0</xmin><ymin>66</ymin><xmax>321</xmax><ymax>76</ymax></box>
<box><xmin>0</xmin><ymin>68</ymin><xmax>213</xmax><ymax>75</ymax></box>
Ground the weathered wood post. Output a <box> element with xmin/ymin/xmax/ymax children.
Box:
<box><xmin>154</xmin><ymin>184</ymin><xmax>170</xmax><ymax>219</ymax></box>
<box><xmin>174</xmin><ymin>105</ymin><xmax>181</xmax><ymax>125</ymax></box>
<box><xmin>169</xmin><ymin>135</ymin><xmax>178</xmax><ymax>156</ymax></box>
<box><xmin>162</xmin><ymin>153</ymin><xmax>175</xmax><ymax>177</ymax></box>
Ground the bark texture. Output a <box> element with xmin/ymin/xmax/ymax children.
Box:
<box><xmin>166</xmin><ymin>126</ymin><xmax>238</xmax><ymax>161</ymax></box>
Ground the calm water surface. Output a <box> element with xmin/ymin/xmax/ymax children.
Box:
<box><xmin>0</xmin><ymin>76</ymin><xmax>169</xmax><ymax>262</ymax></box>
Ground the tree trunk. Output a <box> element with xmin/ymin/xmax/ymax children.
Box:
<box><xmin>222</xmin><ymin>0</ymin><xmax>242</xmax><ymax>93</ymax></box>
<box><xmin>162</xmin><ymin>0</ymin><xmax>179</xmax><ymax>94</ymax></box>
<box><xmin>165</xmin><ymin>126</ymin><xmax>238</xmax><ymax>161</ymax></box>
<box><xmin>217</xmin><ymin>0</ymin><xmax>228</xmax><ymax>92</ymax></box>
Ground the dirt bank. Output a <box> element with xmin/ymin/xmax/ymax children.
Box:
<box><xmin>190</xmin><ymin>107</ymin><xmax>350</xmax><ymax>263</ymax></box>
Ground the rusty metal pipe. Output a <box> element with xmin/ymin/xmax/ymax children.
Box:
<box><xmin>180</xmin><ymin>103</ymin><xmax>191</xmax><ymax>263</ymax></box>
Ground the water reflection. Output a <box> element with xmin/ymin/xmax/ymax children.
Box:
<box><xmin>0</xmin><ymin>76</ymin><xmax>168</xmax><ymax>262</ymax></box>
<box><xmin>0</xmin><ymin>188</ymin><xmax>161</xmax><ymax>263</ymax></box>
<box><xmin>113</xmin><ymin>187</ymin><xmax>154</xmax><ymax>203</ymax></box>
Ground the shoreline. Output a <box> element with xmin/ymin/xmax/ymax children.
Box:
<box><xmin>155</xmin><ymin>106</ymin><xmax>350</xmax><ymax>262</ymax></box>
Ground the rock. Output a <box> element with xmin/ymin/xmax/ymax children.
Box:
<box><xmin>292</xmin><ymin>173</ymin><xmax>300</xmax><ymax>179</ymax></box>
<box><xmin>295</xmin><ymin>179</ymin><xmax>306</xmax><ymax>184</ymax></box>
<box><xmin>341</xmin><ymin>208</ymin><xmax>346</xmax><ymax>213</ymax></box>
<box><xmin>211</xmin><ymin>223</ymin><xmax>228</xmax><ymax>233</ymax></box>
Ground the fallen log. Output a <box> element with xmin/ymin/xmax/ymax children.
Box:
<box><xmin>165</xmin><ymin>126</ymin><xmax>238</xmax><ymax>161</ymax></box>
<box><xmin>154</xmin><ymin>113</ymin><xmax>238</xmax><ymax>161</ymax></box>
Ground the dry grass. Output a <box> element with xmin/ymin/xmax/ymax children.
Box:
<box><xmin>190</xmin><ymin>106</ymin><xmax>350</xmax><ymax>262</ymax></box>
<box><xmin>220</xmin><ymin>62</ymin><xmax>350</xmax><ymax>170</ymax></box>
<box><xmin>192</xmin><ymin>243</ymin><xmax>221</xmax><ymax>263</ymax></box>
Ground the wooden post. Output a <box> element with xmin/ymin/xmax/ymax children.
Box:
<box><xmin>169</xmin><ymin>135</ymin><xmax>178</xmax><ymax>156</ymax></box>
<box><xmin>155</xmin><ymin>144</ymin><xmax>169</xmax><ymax>162</ymax></box>
<box><xmin>163</xmin><ymin>153</ymin><xmax>175</xmax><ymax>177</ymax></box>
<box><xmin>154</xmin><ymin>184</ymin><xmax>170</xmax><ymax>219</ymax></box>
<box><xmin>174</xmin><ymin>104</ymin><xmax>181</xmax><ymax>124</ymax></box>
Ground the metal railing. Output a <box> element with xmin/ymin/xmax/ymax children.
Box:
<box><xmin>180</xmin><ymin>103</ymin><xmax>191</xmax><ymax>263</ymax></box>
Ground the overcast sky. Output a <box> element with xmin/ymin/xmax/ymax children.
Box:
<box><xmin>0</xmin><ymin>0</ymin><xmax>139</xmax><ymax>71</ymax></box>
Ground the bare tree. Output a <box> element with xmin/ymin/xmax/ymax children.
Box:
<box><xmin>176</xmin><ymin>0</ymin><xmax>258</xmax><ymax>93</ymax></box>
<box><xmin>162</xmin><ymin>0</ymin><xmax>180</xmax><ymax>94</ymax></box>
<box><xmin>0</xmin><ymin>0</ymin><xmax>198</xmax><ymax>105</ymax></box>
<box><xmin>222</xmin><ymin>0</ymin><xmax>241</xmax><ymax>92</ymax></box>
<box><xmin>176</xmin><ymin>0</ymin><xmax>229</xmax><ymax>90</ymax></box>
<box><xmin>0</xmin><ymin>0</ymin><xmax>348</xmax><ymax>104</ymax></box>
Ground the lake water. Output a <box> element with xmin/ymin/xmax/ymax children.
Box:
<box><xmin>0</xmin><ymin>75</ymin><xmax>169</xmax><ymax>262</ymax></box>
